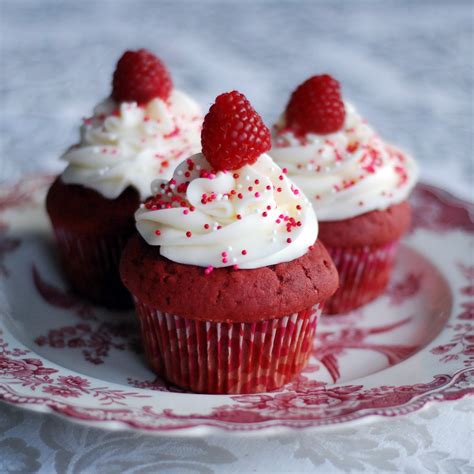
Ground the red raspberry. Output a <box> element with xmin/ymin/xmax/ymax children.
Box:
<box><xmin>201</xmin><ymin>91</ymin><xmax>271</xmax><ymax>171</ymax></box>
<box><xmin>112</xmin><ymin>49</ymin><xmax>172</xmax><ymax>104</ymax></box>
<box><xmin>285</xmin><ymin>74</ymin><xmax>345</xmax><ymax>135</ymax></box>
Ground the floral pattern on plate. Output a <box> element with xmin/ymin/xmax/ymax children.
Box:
<box><xmin>0</xmin><ymin>177</ymin><xmax>472</xmax><ymax>434</ymax></box>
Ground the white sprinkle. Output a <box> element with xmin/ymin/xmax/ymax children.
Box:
<box><xmin>169</xmin><ymin>184</ymin><xmax>176</xmax><ymax>190</ymax></box>
<box><xmin>196</xmin><ymin>165</ymin><xmax>202</xmax><ymax>170</ymax></box>
<box><xmin>139</xmin><ymin>203</ymin><xmax>145</xmax><ymax>209</ymax></box>
<box><xmin>245</xmin><ymin>175</ymin><xmax>250</xmax><ymax>181</ymax></box>
<box><xmin>216</xmin><ymin>193</ymin><xmax>223</xmax><ymax>201</ymax></box>
<box><xmin>237</xmin><ymin>184</ymin><xmax>243</xmax><ymax>190</ymax></box>
<box><xmin>177</xmin><ymin>170</ymin><xmax>183</xmax><ymax>176</ymax></box>
<box><xmin>232</xmin><ymin>257</ymin><xmax>237</xmax><ymax>263</ymax></box>
<box><xmin>227</xmin><ymin>246</ymin><xmax>233</xmax><ymax>252</ymax></box>
<box><xmin>223</xmin><ymin>195</ymin><xmax>229</xmax><ymax>201</ymax></box>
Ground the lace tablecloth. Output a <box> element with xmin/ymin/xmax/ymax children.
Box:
<box><xmin>0</xmin><ymin>1</ymin><xmax>472</xmax><ymax>472</ymax></box>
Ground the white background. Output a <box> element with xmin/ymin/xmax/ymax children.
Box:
<box><xmin>0</xmin><ymin>1</ymin><xmax>473</xmax><ymax>472</ymax></box>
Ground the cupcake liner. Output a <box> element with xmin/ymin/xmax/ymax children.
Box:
<box><xmin>53</xmin><ymin>227</ymin><xmax>132</xmax><ymax>309</ymax></box>
<box><xmin>133</xmin><ymin>300</ymin><xmax>322</xmax><ymax>394</ymax></box>
<box><xmin>324</xmin><ymin>241</ymin><xmax>399</xmax><ymax>315</ymax></box>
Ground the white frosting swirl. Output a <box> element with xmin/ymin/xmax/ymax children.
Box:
<box><xmin>270</xmin><ymin>102</ymin><xmax>419</xmax><ymax>221</ymax></box>
<box><xmin>61</xmin><ymin>90</ymin><xmax>202</xmax><ymax>200</ymax></box>
<box><xmin>135</xmin><ymin>153</ymin><xmax>318</xmax><ymax>269</ymax></box>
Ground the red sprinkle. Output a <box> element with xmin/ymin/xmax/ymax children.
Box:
<box><xmin>204</xmin><ymin>266</ymin><xmax>214</xmax><ymax>275</ymax></box>
<box><xmin>287</xmin><ymin>238</ymin><xmax>292</xmax><ymax>243</ymax></box>
<box><xmin>154</xmin><ymin>230</ymin><xmax>161</xmax><ymax>236</ymax></box>
<box><xmin>241</xmin><ymin>249</ymin><xmax>247</xmax><ymax>255</ymax></box>
<box><xmin>186</xmin><ymin>231</ymin><xmax>192</xmax><ymax>238</ymax></box>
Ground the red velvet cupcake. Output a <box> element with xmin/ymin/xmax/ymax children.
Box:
<box><xmin>120</xmin><ymin>91</ymin><xmax>338</xmax><ymax>393</ymax></box>
<box><xmin>46</xmin><ymin>49</ymin><xmax>202</xmax><ymax>309</ymax></box>
<box><xmin>270</xmin><ymin>75</ymin><xmax>418</xmax><ymax>314</ymax></box>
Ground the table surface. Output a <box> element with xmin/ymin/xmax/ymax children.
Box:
<box><xmin>0</xmin><ymin>1</ymin><xmax>473</xmax><ymax>473</ymax></box>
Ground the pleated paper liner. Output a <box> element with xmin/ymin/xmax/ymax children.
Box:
<box><xmin>53</xmin><ymin>227</ymin><xmax>132</xmax><ymax>309</ymax></box>
<box><xmin>324</xmin><ymin>241</ymin><xmax>398</xmax><ymax>314</ymax></box>
<box><xmin>134</xmin><ymin>300</ymin><xmax>323</xmax><ymax>394</ymax></box>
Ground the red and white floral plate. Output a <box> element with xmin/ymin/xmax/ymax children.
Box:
<box><xmin>0</xmin><ymin>177</ymin><xmax>472</xmax><ymax>435</ymax></box>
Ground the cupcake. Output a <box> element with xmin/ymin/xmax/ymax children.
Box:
<box><xmin>270</xmin><ymin>75</ymin><xmax>418</xmax><ymax>314</ymax></box>
<box><xmin>46</xmin><ymin>49</ymin><xmax>202</xmax><ymax>309</ymax></box>
<box><xmin>120</xmin><ymin>91</ymin><xmax>338</xmax><ymax>393</ymax></box>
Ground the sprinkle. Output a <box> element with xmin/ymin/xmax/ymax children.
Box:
<box><xmin>204</xmin><ymin>266</ymin><xmax>214</xmax><ymax>275</ymax></box>
<box><xmin>277</xmin><ymin>187</ymin><xmax>282</xmax><ymax>193</ymax></box>
<box><xmin>221</xmin><ymin>251</ymin><xmax>228</xmax><ymax>257</ymax></box>
<box><xmin>262</xmin><ymin>211</ymin><xmax>268</xmax><ymax>217</ymax></box>
<box><xmin>204</xmin><ymin>224</ymin><xmax>210</xmax><ymax>229</ymax></box>
<box><xmin>183</xmin><ymin>210</ymin><xmax>189</xmax><ymax>215</ymax></box>
<box><xmin>266</xmin><ymin>185</ymin><xmax>272</xmax><ymax>190</ymax></box>
<box><xmin>233</xmin><ymin>173</ymin><xmax>240</xmax><ymax>179</ymax></box>
<box><xmin>233</xmin><ymin>265</ymin><xmax>239</xmax><ymax>270</ymax></box>
<box><xmin>287</xmin><ymin>238</ymin><xmax>292</xmax><ymax>243</ymax></box>
<box><xmin>155</xmin><ymin>230</ymin><xmax>161</xmax><ymax>236</ymax></box>
<box><xmin>186</xmin><ymin>231</ymin><xmax>192</xmax><ymax>238</ymax></box>
<box><xmin>236</xmin><ymin>214</ymin><xmax>242</xmax><ymax>220</ymax></box>
<box><xmin>282</xmin><ymin>167</ymin><xmax>288</xmax><ymax>174</ymax></box>
<box><xmin>241</xmin><ymin>249</ymin><xmax>247</xmax><ymax>255</ymax></box>
<box><xmin>278</xmin><ymin>175</ymin><xmax>284</xmax><ymax>181</ymax></box>
<box><xmin>254</xmin><ymin>179</ymin><xmax>260</xmax><ymax>185</ymax></box>
<box><xmin>296</xmin><ymin>204</ymin><xmax>302</xmax><ymax>210</ymax></box>
<box><xmin>254</xmin><ymin>192</ymin><xmax>260</xmax><ymax>198</ymax></box>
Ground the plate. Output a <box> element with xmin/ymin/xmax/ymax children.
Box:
<box><xmin>0</xmin><ymin>177</ymin><xmax>472</xmax><ymax>435</ymax></box>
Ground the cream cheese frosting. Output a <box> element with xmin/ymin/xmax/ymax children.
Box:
<box><xmin>61</xmin><ymin>90</ymin><xmax>202</xmax><ymax>200</ymax></box>
<box><xmin>270</xmin><ymin>102</ymin><xmax>418</xmax><ymax>221</ymax></box>
<box><xmin>135</xmin><ymin>152</ymin><xmax>318</xmax><ymax>269</ymax></box>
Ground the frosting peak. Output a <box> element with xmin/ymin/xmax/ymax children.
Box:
<box><xmin>270</xmin><ymin>102</ymin><xmax>418</xmax><ymax>221</ymax></box>
<box><xmin>61</xmin><ymin>90</ymin><xmax>202</xmax><ymax>200</ymax></box>
<box><xmin>135</xmin><ymin>153</ymin><xmax>318</xmax><ymax>269</ymax></box>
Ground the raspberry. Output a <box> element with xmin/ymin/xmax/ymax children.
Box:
<box><xmin>112</xmin><ymin>49</ymin><xmax>172</xmax><ymax>104</ymax></box>
<box><xmin>201</xmin><ymin>91</ymin><xmax>271</xmax><ymax>171</ymax></box>
<box><xmin>285</xmin><ymin>74</ymin><xmax>345</xmax><ymax>135</ymax></box>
